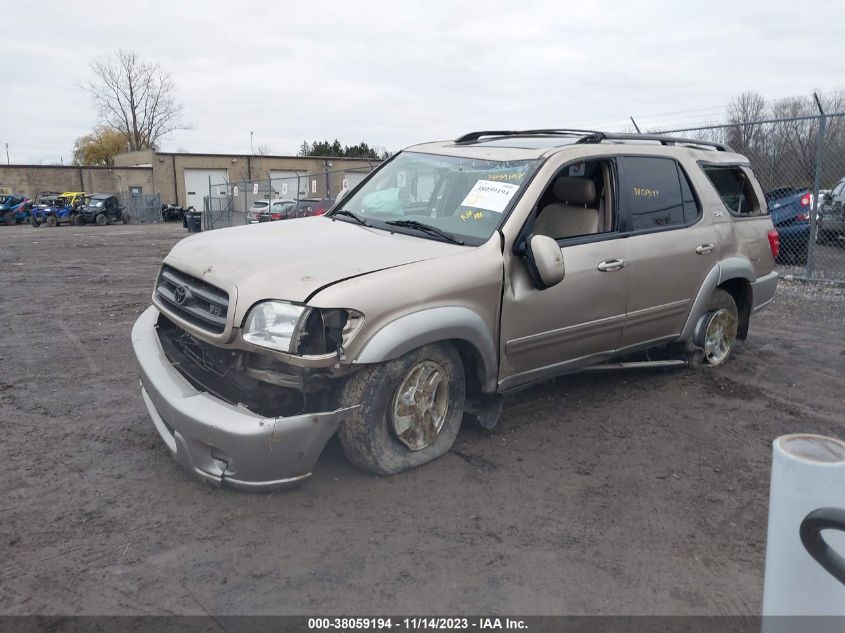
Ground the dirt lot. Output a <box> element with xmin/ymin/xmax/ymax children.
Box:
<box><xmin>2</xmin><ymin>222</ymin><xmax>844</xmax><ymax>616</ymax></box>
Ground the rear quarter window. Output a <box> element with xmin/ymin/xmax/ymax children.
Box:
<box><xmin>702</xmin><ymin>166</ymin><xmax>764</xmax><ymax>216</ymax></box>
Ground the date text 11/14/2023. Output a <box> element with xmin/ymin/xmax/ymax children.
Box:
<box><xmin>307</xmin><ymin>617</ymin><xmax>528</xmax><ymax>630</ymax></box>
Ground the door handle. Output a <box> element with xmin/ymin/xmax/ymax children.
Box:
<box><xmin>695</xmin><ymin>243</ymin><xmax>715</xmax><ymax>255</ymax></box>
<box><xmin>597</xmin><ymin>259</ymin><xmax>626</xmax><ymax>272</ymax></box>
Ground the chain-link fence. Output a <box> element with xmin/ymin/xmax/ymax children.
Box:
<box><xmin>202</xmin><ymin>165</ymin><xmax>377</xmax><ymax>230</ymax></box>
<box><xmin>655</xmin><ymin>111</ymin><xmax>845</xmax><ymax>281</ymax></box>
<box><xmin>118</xmin><ymin>192</ymin><xmax>161</xmax><ymax>223</ymax></box>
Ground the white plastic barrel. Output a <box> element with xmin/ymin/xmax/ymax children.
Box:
<box><xmin>762</xmin><ymin>433</ymin><xmax>845</xmax><ymax>615</ymax></box>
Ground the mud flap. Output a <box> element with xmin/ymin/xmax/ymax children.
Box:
<box><xmin>465</xmin><ymin>394</ymin><xmax>504</xmax><ymax>430</ymax></box>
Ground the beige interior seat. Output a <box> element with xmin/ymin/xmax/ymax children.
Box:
<box><xmin>535</xmin><ymin>176</ymin><xmax>599</xmax><ymax>239</ymax></box>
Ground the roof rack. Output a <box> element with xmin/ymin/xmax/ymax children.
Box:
<box><xmin>454</xmin><ymin>129</ymin><xmax>732</xmax><ymax>152</ymax></box>
<box><xmin>577</xmin><ymin>132</ymin><xmax>732</xmax><ymax>152</ymax></box>
<box><xmin>454</xmin><ymin>129</ymin><xmax>601</xmax><ymax>143</ymax></box>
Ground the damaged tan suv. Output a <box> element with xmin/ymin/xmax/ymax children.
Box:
<box><xmin>132</xmin><ymin>129</ymin><xmax>779</xmax><ymax>490</ymax></box>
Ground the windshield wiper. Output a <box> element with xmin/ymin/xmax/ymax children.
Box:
<box><xmin>332</xmin><ymin>209</ymin><xmax>370</xmax><ymax>227</ymax></box>
<box><xmin>384</xmin><ymin>220</ymin><xmax>465</xmax><ymax>245</ymax></box>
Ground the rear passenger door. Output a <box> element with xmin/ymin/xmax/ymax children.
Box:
<box><xmin>616</xmin><ymin>156</ymin><xmax>718</xmax><ymax>350</ymax></box>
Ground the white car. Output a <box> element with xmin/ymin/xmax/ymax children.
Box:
<box><xmin>247</xmin><ymin>200</ymin><xmax>270</xmax><ymax>223</ymax></box>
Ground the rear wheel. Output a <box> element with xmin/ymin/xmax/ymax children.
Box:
<box><xmin>95</xmin><ymin>213</ymin><xmax>107</xmax><ymax>226</ymax></box>
<box><xmin>29</xmin><ymin>216</ymin><xmax>39</xmax><ymax>227</ymax></box>
<box><xmin>697</xmin><ymin>289</ymin><xmax>739</xmax><ymax>367</ymax></box>
<box><xmin>3</xmin><ymin>212</ymin><xmax>14</xmax><ymax>226</ymax></box>
<box><xmin>45</xmin><ymin>215</ymin><xmax>58</xmax><ymax>228</ymax></box>
<box><xmin>337</xmin><ymin>343</ymin><xmax>466</xmax><ymax>475</ymax></box>
<box><xmin>74</xmin><ymin>214</ymin><xmax>85</xmax><ymax>226</ymax></box>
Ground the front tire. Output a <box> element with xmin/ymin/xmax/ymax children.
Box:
<box><xmin>337</xmin><ymin>343</ymin><xmax>466</xmax><ymax>475</ymax></box>
<box><xmin>95</xmin><ymin>213</ymin><xmax>107</xmax><ymax>226</ymax></box>
<box><xmin>45</xmin><ymin>215</ymin><xmax>58</xmax><ymax>228</ymax></box>
<box><xmin>3</xmin><ymin>212</ymin><xmax>14</xmax><ymax>226</ymax></box>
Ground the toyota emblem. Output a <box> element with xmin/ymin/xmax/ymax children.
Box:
<box><xmin>173</xmin><ymin>285</ymin><xmax>188</xmax><ymax>305</ymax></box>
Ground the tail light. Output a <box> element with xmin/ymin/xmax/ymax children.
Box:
<box><xmin>271</xmin><ymin>212</ymin><xmax>282</xmax><ymax>220</ymax></box>
<box><xmin>767</xmin><ymin>228</ymin><xmax>780</xmax><ymax>260</ymax></box>
<box><xmin>800</xmin><ymin>193</ymin><xmax>811</xmax><ymax>207</ymax></box>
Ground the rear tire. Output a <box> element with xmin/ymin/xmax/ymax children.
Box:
<box><xmin>337</xmin><ymin>343</ymin><xmax>466</xmax><ymax>475</ymax></box>
<box><xmin>29</xmin><ymin>216</ymin><xmax>39</xmax><ymax>227</ymax></box>
<box><xmin>696</xmin><ymin>289</ymin><xmax>739</xmax><ymax>367</ymax></box>
<box><xmin>95</xmin><ymin>213</ymin><xmax>107</xmax><ymax>226</ymax></box>
<box><xmin>3</xmin><ymin>212</ymin><xmax>14</xmax><ymax>226</ymax></box>
<box><xmin>45</xmin><ymin>215</ymin><xmax>58</xmax><ymax>228</ymax></box>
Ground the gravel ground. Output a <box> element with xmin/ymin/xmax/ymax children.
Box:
<box><xmin>2</xmin><ymin>223</ymin><xmax>844</xmax><ymax>616</ymax></box>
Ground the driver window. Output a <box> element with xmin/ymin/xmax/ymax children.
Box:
<box><xmin>533</xmin><ymin>159</ymin><xmax>616</xmax><ymax>240</ymax></box>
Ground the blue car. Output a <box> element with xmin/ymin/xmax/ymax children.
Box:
<box><xmin>0</xmin><ymin>194</ymin><xmax>32</xmax><ymax>225</ymax></box>
<box><xmin>30</xmin><ymin>195</ymin><xmax>78</xmax><ymax>227</ymax></box>
<box><xmin>766</xmin><ymin>186</ymin><xmax>812</xmax><ymax>264</ymax></box>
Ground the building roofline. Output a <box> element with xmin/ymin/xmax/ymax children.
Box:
<box><xmin>134</xmin><ymin>150</ymin><xmax>380</xmax><ymax>162</ymax></box>
<box><xmin>0</xmin><ymin>164</ymin><xmax>152</xmax><ymax>170</ymax></box>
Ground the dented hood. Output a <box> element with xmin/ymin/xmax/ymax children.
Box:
<box><xmin>163</xmin><ymin>216</ymin><xmax>465</xmax><ymax>319</ymax></box>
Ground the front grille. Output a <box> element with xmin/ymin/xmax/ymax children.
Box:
<box><xmin>156</xmin><ymin>264</ymin><xmax>229</xmax><ymax>334</ymax></box>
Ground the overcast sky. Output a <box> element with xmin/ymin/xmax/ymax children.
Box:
<box><xmin>2</xmin><ymin>0</ymin><xmax>844</xmax><ymax>164</ymax></box>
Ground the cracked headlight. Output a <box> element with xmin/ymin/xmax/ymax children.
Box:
<box><xmin>242</xmin><ymin>301</ymin><xmax>308</xmax><ymax>353</ymax></box>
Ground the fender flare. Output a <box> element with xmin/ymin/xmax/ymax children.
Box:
<box><xmin>679</xmin><ymin>258</ymin><xmax>756</xmax><ymax>341</ymax></box>
<box><xmin>353</xmin><ymin>306</ymin><xmax>498</xmax><ymax>393</ymax></box>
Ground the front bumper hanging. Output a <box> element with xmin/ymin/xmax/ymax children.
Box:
<box><xmin>131</xmin><ymin>306</ymin><xmax>356</xmax><ymax>491</ymax></box>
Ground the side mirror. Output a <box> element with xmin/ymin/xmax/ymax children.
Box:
<box><xmin>521</xmin><ymin>234</ymin><xmax>565</xmax><ymax>289</ymax></box>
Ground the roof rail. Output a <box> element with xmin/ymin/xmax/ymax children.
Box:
<box><xmin>454</xmin><ymin>129</ymin><xmax>732</xmax><ymax>151</ymax></box>
<box><xmin>454</xmin><ymin>128</ymin><xmax>601</xmax><ymax>144</ymax></box>
<box><xmin>579</xmin><ymin>132</ymin><xmax>732</xmax><ymax>152</ymax></box>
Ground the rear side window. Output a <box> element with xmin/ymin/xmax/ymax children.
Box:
<box><xmin>703</xmin><ymin>166</ymin><xmax>764</xmax><ymax>216</ymax></box>
<box><xmin>621</xmin><ymin>156</ymin><xmax>699</xmax><ymax>231</ymax></box>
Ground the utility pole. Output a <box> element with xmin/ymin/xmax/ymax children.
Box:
<box><xmin>4</xmin><ymin>143</ymin><xmax>8</xmax><ymax>165</ymax></box>
<box><xmin>250</xmin><ymin>131</ymin><xmax>254</xmax><ymax>155</ymax></box>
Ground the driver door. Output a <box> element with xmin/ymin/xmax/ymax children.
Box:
<box><xmin>498</xmin><ymin>158</ymin><xmax>630</xmax><ymax>391</ymax></box>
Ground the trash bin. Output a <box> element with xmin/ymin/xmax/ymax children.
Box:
<box><xmin>186</xmin><ymin>210</ymin><xmax>203</xmax><ymax>233</ymax></box>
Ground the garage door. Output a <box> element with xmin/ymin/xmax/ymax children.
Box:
<box><xmin>270</xmin><ymin>170</ymin><xmax>307</xmax><ymax>199</ymax></box>
<box><xmin>184</xmin><ymin>169</ymin><xmax>228</xmax><ymax>210</ymax></box>
<box><xmin>343</xmin><ymin>171</ymin><xmax>370</xmax><ymax>190</ymax></box>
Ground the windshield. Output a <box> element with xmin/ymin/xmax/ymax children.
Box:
<box><xmin>331</xmin><ymin>151</ymin><xmax>539</xmax><ymax>245</ymax></box>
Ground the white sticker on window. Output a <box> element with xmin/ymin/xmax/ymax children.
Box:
<box><xmin>460</xmin><ymin>180</ymin><xmax>519</xmax><ymax>213</ymax></box>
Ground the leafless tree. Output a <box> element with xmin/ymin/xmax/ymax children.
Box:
<box><xmin>726</xmin><ymin>92</ymin><xmax>768</xmax><ymax>156</ymax></box>
<box><xmin>83</xmin><ymin>50</ymin><xmax>185</xmax><ymax>152</ymax></box>
<box><xmin>256</xmin><ymin>144</ymin><xmax>273</xmax><ymax>156</ymax></box>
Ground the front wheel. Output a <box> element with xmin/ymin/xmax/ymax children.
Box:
<box><xmin>95</xmin><ymin>213</ymin><xmax>107</xmax><ymax>226</ymax></box>
<box><xmin>697</xmin><ymin>289</ymin><xmax>739</xmax><ymax>366</ymax></box>
<box><xmin>45</xmin><ymin>215</ymin><xmax>58</xmax><ymax>228</ymax></box>
<box><xmin>29</xmin><ymin>216</ymin><xmax>39</xmax><ymax>227</ymax></box>
<box><xmin>337</xmin><ymin>343</ymin><xmax>466</xmax><ymax>475</ymax></box>
<box><xmin>3</xmin><ymin>212</ymin><xmax>14</xmax><ymax>226</ymax></box>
